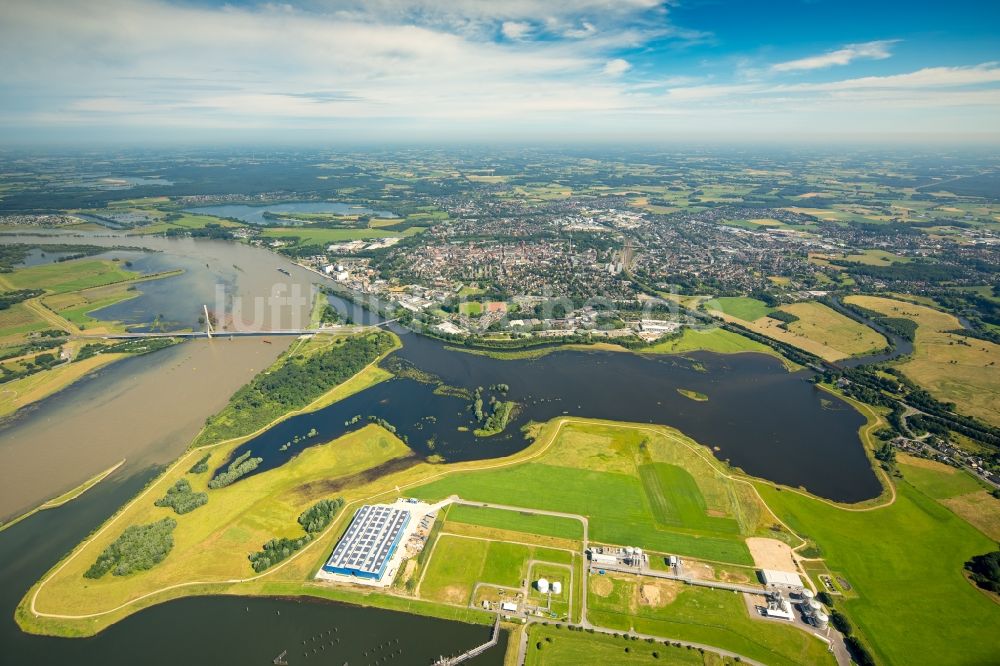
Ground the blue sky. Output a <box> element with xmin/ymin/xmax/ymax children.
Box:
<box><xmin>1</xmin><ymin>0</ymin><xmax>998</xmax><ymax>143</ymax></box>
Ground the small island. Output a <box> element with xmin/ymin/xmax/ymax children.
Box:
<box><xmin>677</xmin><ymin>388</ymin><xmax>709</xmax><ymax>402</ymax></box>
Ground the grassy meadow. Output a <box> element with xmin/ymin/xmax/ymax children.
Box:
<box><xmin>524</xmin><ymin>624</ymin><xmax>714</xmax><ymax>666</ymax></box>
<box><xmin>897</xmin><ymin>454</ymin><xmax>1000</xmax><ymax>541</ymax></box>
<box><xmin>411</xmin><ymin>421</ymin><xmax>785</xmax><ymax>566</ymax></box>
<box><xmin>845</xmin><ymin>295</ymin><xmax>1000</xmax><ymax>425</ymax></box>
<box><xmin>0</xmin><ymin>259</ymin><xmax>138</xmax><ymax>294</ymax></box>
<box><xmin>588</xmin><ymin>573</ymin><xmax>833</xmax><ymax>666</ymax></box>
<box><xmin>757</xmin><ymin>476</ymin><xmax>1000</xmax><ymax>666</ymax></box>
<box><xmin>704</xmin><ymin>297</ymin><xmax>773</xmax><ymax>321</ymax></box>
<box><xmin>707</xmin><ymin>298</ymin><xmax>886</xmax><ymax>362</ymax></box>
<box><xmin>445</xmin><ymin>504</ymin><xmax>584</xmax><ymax>540</ymax></box>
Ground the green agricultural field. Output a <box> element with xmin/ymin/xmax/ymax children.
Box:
<box><xmin>419</xmin><ymin>535</ymin><xmax>489</xmax><ymax>604</ymax></box>
<box><xmin>897</xmin><ymin>456</ymin><xmax>984</xmax><ymax>499</ymax></box>
<box><xmin>897</xmin><ymin>454</ymin><xmax>1000</xmax><ymax>541</ymax></box>
<box><xmin>2</xmin><ymin>259</ymin><xmax>138</xmax><ymax>294</ymax></box>
<box><xmin>445</xmin><ymin>504</ymin><xmax>583</xmax><ymax>540</ymax></box>
<box><xmin>704</xmin><ymin>297</ymin><xmax>773</xmax><ymax>322</ymax></box>
<box><xmin>757</xmin><ymin>479</ymin><xmax>1000</xmax><ymax>666</ymax></box>
<box><xmin>846</xmin><ymin>295</ymin><xmax>1000</xmax><ymax>425</ymax></box>
<box><xmin>639</xmin><ymin>464</ymin><xmax>740</xmax><ymax>534</ymax></box>
<box><xmin>480</xmin><ymin>541</ymin><xmax>531</xmax><ymax>587</ymax></box>
<box><xmin>412</xmin><ymin>422</ymin><xmax>763</xmax><ymax>565</ymax></box>
<box><xmin>525</xmin><ymin>624</ymin><xmax>710</xmax><ymax>666</ymax></box>
<box><xmin>641</xmin><ymin>328</ymin><xmax>773</xmax><ymax>356</ymax></box>
<box><xmin>42</xmin><ymin>283</ymin><xmax>141</xmax><ymax>329</ymax></box>
<box><xmin>588</xmin><ymin>574</ymin><xmax>832</xmax><ymax>666</ymax></box>
<box><xmin>755</xmin><ymin>301</ymin><xmax>887</xmax><ymax>361</ymax></box>
<box><xmin>420</xmin><ymin>534</ymin><xmax>568</xmax><ymax>605</ymax></box>
<box><xmin>842</xmin><ymin>249</ymin><xmax>910</xmax><ymax>266</ymax></box>
<box><xmin>0</xmin><ymin>302</ymin><xmax>48</xmax><ymax>340</ymax></box>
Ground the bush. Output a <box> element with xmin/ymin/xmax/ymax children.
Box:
<box><xmin>188</xmin><ymin>453</ymin><xmax>211</xmax><ymax>474</ymax></box>
<box><xmin>154</xmin><ymin>479</ymin><xmax>208</xmax><ymax>515</ymax></box>
<box><xmin>830</xmin><ymin>610</ymin><xmax>852</xmax><ymax>635</ymax></box>
<box><xmin>208</xmin><ymin>450</ymin><xmax>263</xmax><ymax>489</ymax></box>
<box><xmin>844</xmin><ymin>636</ymin><xmax>876</xmax><ymax>666</ymax></box>
<box><xmin>84</xmin><ymin>518</ymin><xmax>177</xmax><ymax>578</ymax></box>
<box><xmin>965</xmin><ymin>550</ymin><xmax>1000</xmax><ymax>594</ymax></box>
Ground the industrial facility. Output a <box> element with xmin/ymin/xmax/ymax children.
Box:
<box><xmin>758</xmin><ymin>568</ymin><xmax>804</xmax><ymax>590</ymax></box>
<box><xmin>322</xmin><ymin>504</ymin><xmax>411</xmax><ymax>581</ymax></box>
<box><xmin>587</xmin><ymin>545</ymin><xmax>648</xmax><ymax>568</ymax></box>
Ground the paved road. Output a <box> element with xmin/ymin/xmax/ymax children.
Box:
<box><xmin>452</xmin><ymin>498</ymin><xmax>767</xmax><ymax>666</ymax></box>
<box><xmin>594</xmin><ymin>561</ymin><xmax>768</xmax><ymax>595</ymax></box>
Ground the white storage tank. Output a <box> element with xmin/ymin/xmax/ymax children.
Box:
<box><xmin>807</xmin><ymin>599</ymin><xmax>821</xmax><ymax>616</ymax></box>
<box><xmin>801</xmin><ymin>588</ymin><xmax>815</xmax><ymax>601</ymax></box>
<box><xmin>625</xmin><ymin>546</ymin><xmax>635</xmax><ymax>556</ymax></box>
<box><xmin>551</xmin><ymin>580</ymin><xmax>562</xmax><ymax>595</ymax></box>
<box><xmin>814</xmin><ymin>611</ymin><xmax>829</xmax><ymax>629</ymax></box>
<box><xmin>537</xmin><ymin>578</ymin><xmax>550</xmax><ymax>594</ymax></box>
<box><xmin>634</xmin><ymin>548</ymin><xmax>643</xmax><ymax>559</ymax></box>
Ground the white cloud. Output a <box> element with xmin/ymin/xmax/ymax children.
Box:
<box><xmin>501</xmin><ymin>20</ymin><xmax>532</xmax><ymax>40</ymax></box>
<box><xmin>603</xmin><ymin>58</ymin><xmax>632</xmax><ymax>76</ymax></box>
<box><xmin>772</xmin><ymin>40</ymin><xmax>897</xmax><ymax>72</ymax></box>
<box><xmin>0</xmin><ymin>2</ymin><xmax>996</xmax><ymax>139</ymax></box>
<box><xmin>793</xmin><ymin>62</ymin><xmax>1000</xmax><ymax>90</ymax></box>
<box><xmin>563</xmin><ymin>21</ymin><xmax>597</xmax><ymax>39</ymax></box>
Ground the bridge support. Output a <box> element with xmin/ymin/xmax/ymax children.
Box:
<box><xmin>203</xmin><ymin>305</ymin><xmax>214</xmax><ymax>339</ymax></box>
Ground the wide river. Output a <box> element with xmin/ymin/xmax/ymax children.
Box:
<box><xmin>0</xmin><ymin>231</ymin><xmax>880</xmax><ymax>663</ymax></box>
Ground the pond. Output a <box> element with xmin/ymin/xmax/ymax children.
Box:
<box><xmin>225</xmin><ymin>308</ymin><xmax>882</xmax><ymax>504</ymax></box>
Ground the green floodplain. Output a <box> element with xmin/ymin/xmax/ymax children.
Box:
<box><xmin>16</xmin><ymin>324</ymin><xmax>1000</xmax><ymax>666</ymax></box>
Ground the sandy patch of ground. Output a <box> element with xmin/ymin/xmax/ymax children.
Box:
<box><xmin>591</xmin><ymin>577</ymin><xmax>613</xmax><ymax>597</ymax></box>
<box><xmin>686</xmin><ymin>561</ymin><xmax>716</xmax><ymax>581</ymax></box>
<box><xmin>719</xmin><ymin>569</ymin><xmax>751</xmax><ymax>584</ymax></box>
<box><xmin>640</xmin><ymin>581</ymin><xmax>680</xmax><ymax>607</ymax></box>
<box><xmin>440</xmin><ymin>584</ymin><xmax>468</xmax><ymax>604</ymax></box>
<box><xmin>746</xmin><ymin>537</ymin><xmax>797</xmax><ymax>572</ymax></box>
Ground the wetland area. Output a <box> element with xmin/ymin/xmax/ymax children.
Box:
<box><xmin>0</xmin><ymin>232</ymin><xmax>880</xmax><ymax>665</ymax></box>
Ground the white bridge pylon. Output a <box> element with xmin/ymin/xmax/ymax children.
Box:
<box><xmin>203</xmin><ymin>304</ymin><xmax>215</xmax><ymax>338</ymax></box>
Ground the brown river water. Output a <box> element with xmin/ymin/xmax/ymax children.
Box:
<box><xmin>0</xmin><ymin>234</ymin><xmax>324</xmax><ymax>521</ymax></box>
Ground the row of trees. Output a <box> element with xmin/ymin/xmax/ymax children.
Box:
<box><xmin>208</xmin><ymin>450</ymin><xmax>263</xmax><ymax>489</ymax></box>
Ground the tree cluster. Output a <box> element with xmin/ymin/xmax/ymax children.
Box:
<box><xmin>84</xmin><ymin>518</ymin><xmax>177</xmax><ymax>578</ymax></box>
<box><xmin>249</xmin><ymin>497</ymin><xmax>344</xmax><ymax>572</ymax></box>
<box><xmin>197</xmin><ymin>332</ymin><xmax>394</xmax><ymax>445</ymax></box>
<box><xmin>188</xmin><ymin>453</ymin><xmax>211</xmax><ymax>474</ymax></box>
<box><xmin>208</xmin><ymin>450</ymin><xmax>263</xmax><ymax>489</ymax></box>
<box><xmin>965</xmin><ymin>550</ymin><xmax>1000</xmax><ymax>594</ymax></box>
<box><xmin>154</xmin><ymin>478</ymin><xmax>208</xmax><ymax>515</ymax></box>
